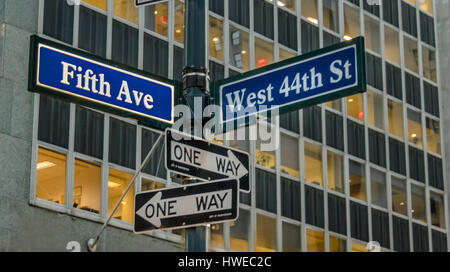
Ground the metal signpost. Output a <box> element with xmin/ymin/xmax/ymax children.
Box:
<box><xmin>213</xmin><ymin>37</ymin><xmax>366</xmax><ymax>131</ymax></box>
<box><xmin>134</xmin><ymin>179</ymin><xmax>239</xmax><ymax>233</ymax></box>
<box><xmin>165</xmin><ymin>129</ymin><xmax>250</xmax><ymax>192</ymax></box>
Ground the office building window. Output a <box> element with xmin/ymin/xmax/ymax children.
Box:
<box><xmin>326</xmin><ymin>111</ymin><xmax>344</xmax><ymax>151</ymax></box>
<box><xmin>366</xmin><ymin>53</ymin><xmax>383</xmax><ymax>90</ymax></box>
<box><xmin>141</xmin><ymin>129</ymin><xmax>166</xmax><ymax>179</ymax></box>
<box><xmin>73</xmin><ymin>159</ymin><xmax>101</xmax><ymax>213</ymax></box>
<box><xmin>329</xmin><ymin>236</ymin><xmax>346</xmax><ymax>252</ymax></box>
<box><xmin>256</xmin><ymin>169</ymin><xmax>277</xmax><ymax>213</ymax></box>
<box><xmin>411</xmin><ymin>184</ymin><xmax>426</xmax><ymax>222</ymax></box>
<box><xmin>82</xmin><ymin>0</ymin><xmax>107</xmax><ymax>11</ymax></box>
<box><xmin>367</xmin><ymin>90</ymin><xmax>384</xmax><ymax>130</ymax></box>
<box><xmin>281</xmin><ymin>177</ymin><xmax>301</xmax><ymax>221</ymax></box>
<box><xmin>393</xmin><ymin>216</ymin><xmax>410</xmax><ymax>252</ymax></box>
<box><xmin>279</xmin><ymin>0</ymin><xmax>296</xmax><ymax>12</ymax></box>
<box><xmin>305</xmin><ymin>142</ymin><xmax>323</xmax><ymax>187</ymax></box>
<box><xmin>75</xmin><ymin>106</ymin><xmax>104</xmax><ymax>160</ymax></box>
<box><xmin>210</xmin><ymin>61</ymin><xmax>225</xmax><ymax>81</ymax></box>
<box><xmin>385</xmin><ymin>62</ymin><xmax>402</xmax><ymax>100</ymax></box>
<box><xmin>141</xmin><ymin>177</ymin><xmax>165</xmax><ymax>192</ymax></box>
<box><xmin>107</xmin><ymin>168</ymin><xmax>134</xmax><ymax>223</ymax></box>
<box><xmin>306</xmin><ymin>229</ymin><xmax>324</xmax><ymax>252</ymax></box>
<box><xmin>385</xmin><ymin>26</ymin><xmax>400</xmax><ymax>65</ymax></box>
<box><xmin>174</xmin><ymin>0</ymin><xmax>185</xmax><ymax>44</ymax></box>
<box><xmin>323</xmin><ymin>31</ymin><xmax>340</xmax><ymax>47</ymax></box>
<box><xmin>278</xmin><ymin>8</ymin><xmax>297</xmax><ymax>50</ymax></box>
<box><xmin>143</xmin><ymin>33</ymin><xmax>169</xmax><ymax>77</ymax></box>
<box><xmin>305</xmin><ymin>186</ymin><xmax>324</xmax><ymax>228</ymax></box>
<box><xmin>347</xmin><ymin>120</ymin><xmax>365</xmax><ymax>160</ymax></box>
<box><xmin>432</xmin><ymin>230</ymin><xmax>448</xmax><ymax>252</ymax></box>
<box><xmin>79</xmin><ymin>6</ymin><xmax>107</xmax><ymax>58</ymax></box>
<box><xmin>325</xmin><ymin>99</ymin><xmax>342</xmax><ymax>112</ymax></box>
<box><xmin>229</xmin><ymin>0</ymin><xmax>250</xmax><ymax>28</ymax></box>
<box><xmin>383</xmin><ymin>0</ymin><xmax>399</xmax><ymax>27</ymax></box>
<box><xmin>254</xmin><ymin>0</ymin><xmax>274</xmax><ymax>39</ymax></box>
<box><xmin>112</xmin><ymin>20</ymin><xmax>138</xmax><ymax>68</ymax></box>
<box><xmin>426</xmin><ymin>117</ymin><xmax>441</xmax><ymax>155</ymax></box>
<box><xmin>363</xmin><ymin>0</ymin><xmax>379</xmax><ymax>16</ymax></box>
<box><xmin>144</xmin><ymin>2</ymin><xmax>169</xmax><ymax>37</ymax></box>
<box><xmin>389</xmin><ymin>138</ymin><xmax>406</xmax><ymax>175</ymax></box>
<box><xmin>419</xmin><ymin>0</ymin><xmax>433</xmax><ymax>15</ymax></box>
<box><xmin>281</xmin><ymin>134</ymin><xmax>299</xmax><ymax>178</ymax></box>
<box><xmin>109</xmin><ymin>118</ymin><xmax>136</xmax><ymax>170</ymax></box>
<box><xmin>409</xmin><ymin>146</ymin><xmax>425</xmax><ymax>183</ymax></box>
<box><xmin>282</xmin><ymin>222</ymin><xmax>301</xmax><ymax>252</ymax></box>
<box><xmin>328</xmin><ymin>194</ymin><xmax>346</xmax><ymax>235</ymax></box>
<box><xmin>407</xmin><ymin>110</ymin><xmax>423</xmax><ymax>148</ymax></box>
<box><xmin>323</xmin><ymin>0</ymin><xmax>339</xmax><ymax>33</ymax></box>
<box><xmin>113</xmin><ymin>0</ymin><xmax>138</xmax><ymax>25</ymax></box>
<box><xmin>420</xmin><ymin>12</ymin><xmax>435</xmax><ymax>46</ymax></box>
<box><xmin>209</xmin><ymin>0</ymin><xmax>224</xmax><ymax>16</ymax></box>
<box><xmin>428</xmin><ymin>154</ymin><xmax>443</xmax><ymax>190</ymax></box>
<box><xmin>302</xmin><ymin>0</ymin><xmax>318</xmax><ymax>24</ymax></box>
<box><xmin>301</xmin><ymin>20</ymin><xmax>319</xmax><ymax>54</ymax></box>
<box><xmin>369</xmin><ymin>129</ymin><xmax>386</xmax><ymax>168</ymax></box>
<box><xmin>38</xmin><ymin>95</ymin><xmax>70</xmax><ymax>149</ymax></box>
<box><xmin>44</xmin><ymin>0</ymin><xmax>74</xmax><ymax>44</ymax></box>
<box><xmin>280</xmin><ymin>110</ymin><xmax>299</xmax><ymax>133</ymax></box>
<box><xmin>304</xmin><ymin>106</ymin><xmax>322</xmax><ymax>142</ymax></box>
<box><xmin>430</xmin><ymin>192</ymin><xmax>445</xmax><ymax>229</ymax></box>
<box><xmin>388</xmin><ymin>99</ymin><xmax>404</xmax><ymax>139</ymax></box>
<box><xmin>36</xmin><ymin>148</ymin><xmax>67</xmax><ymax>205</ymax></box>
<box><xmin>423</xmin><ymin>82</ymin><xmax>439</xmax><ymax>117</ymax></box>
<box><xmin>255</xmin><ymin>37</ymin><xmax>274</xmax><ymax>68</ymax></box>
<box><xmin>405</xmin><ymin>72</ymin><xmax>421</xmax><ymax>109</ymax></box>
<box><xmin>371</xmin><ymin>168</ymin><xmax>387</xmax><ymax>208</ymax></box>
<box><xmin>230</xmin><ymin>209</ymin><xmax>250</xmax><ymax>252</ymax></box>
<box><xmin>372</xmin><ymin>209</ymin><xmax>390</xmax><ymax>248</ymax></box>
<box><xmin>413</xmin><ymin>223</ymin><xmax>429</xmax><ymax>252</ymax></box>
<box><xmin>229</xmin><ymin>25</ymin><xmax>250</xmax><ymax>71</ymax></box>
<box><xmin>404</xmin><ymin>35</ymin><xmax>419</xmax><ymax>74</ymax></box>
<box><xmin>256</xmin><ymin>214</ymin><xmax>277</xmax><ymax>252</ymax></box>
<box><xmin>279</xmin><ymin>48</ymin><xmax>296</xmax><ymax>61</ymax></box>
<box><xmin>344</xmin><ymin>4</ymin><xmax>360</xmax><ymax>41</ymax></box>
<box><xmin>422</xmin><ymin>46</ymin><xmax>437</xmax><ymax>82</ymax></box>
<box><xmin>352</xmin><ymin>242</ymin><xmax>368</xmax><ymax>252</ymax></box>
<box><xmin>402</xmin><ymin>1</ymin><xmax>417</xmax><ymax>37</ymax></box>
<box><xmin>349</xmin><ymin>160</ymin><xmax>366</xmax><ymax>202</ymax></box>
<box><xmin>209</xmin><ymin>16</ymin><xmax>224</xmax><ymax>61</ymax></box>
<box><xmin>347</xmin><ymin>93</ymin><xmax>364</xmax><ymax>121</ymax></box>
<box><xmin>350</xmin><ymin>201</ymin><xmax>369</xmax><ymax>242</ymax></box>
<box><xmin>392</xmin><ymin>177</ymin><xmax>407</xmax><ymax>216</ymax></box>
<box><xmin>327</xmin><ymin>151</ymin><xmax>344</xmax><ymax>193</ymax></box>
<box><xmin>364</xmin><ymin>15</ymin><xmax>381</xmax><ymax>54</ymax></box>
<box><xmin>256</xmin><ymin>124</ymin><xmax>276</xmax><ymax>170</ymax></box>
<box><xmin>210</xmin><ymin>223</ymin><xmax>224</xmax><ymax>249</ymax></box>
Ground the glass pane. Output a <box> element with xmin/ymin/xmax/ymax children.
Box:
<box><xmin>279</xmin><ymin>48</ymin><xmax>296</xmax><ymax>61</ymax></box>
<box><xmin>392</xmin><ymin>177</ymin><xmax>407</xmax><ymax>216</ymax></box>
<box><xmin>367</xmin><ymin>90</ymin><xmax>384</xmax><ymax>129</ymax></box>
<box><xmin>141</xmin><ymin>177</ymin><xmax>165</xmax><ymax>192</ymax></box>
<box><xmin>73</xmin><ymin>159</ymin><xmax>101</xmax><ymax>213</ymax></box>
<box><xmin>302</xmin><ymin>0</ymin><xmax>318</xmax><ymax>25</ymax></box>
<box><xmin>327</xmin><ymin>151</ymin><xmax>344</xmax><ymax>193</ymax></box>
<box><xmin>108</xmin><ymin>168</ymin><xmax>134</xmax><ymax>223</ymax></box>
<box><xmin>305</xmin><ymin>142</ymin><xmax>323</xmax><ymax>187</ymax></box>
<box><xmin>255</xmin><ymin>214</ymin><xmax>277</xmax><ymax>252</ymax></box>
<box><xmin>388</xmin><ymin>99</ymin><xmax>404</xmax><ymax>138</ymax></box>
<box><xmin>329</xmin><ymin>236</ymin><xmax>346</xmax><ymax>252</ymax></box>
<box><xmin>229</xmin><ymin>25</ymin><xmax>249</xmax><ymax>71</ymax></box>
<box><xmin>282</xmin><ymin>222</ymin><xmax>301</xmax><ymax>252</ymax></box>
<box><xmin>255</xmin><ymin>37</ymin><xmax>274</xmax><ymax>68</ymax></box>
<box><xmin>404</xmin><ymin>36</ymin><xmax>419</xmax><ymax>73</ymax></box>
<box><xmin>371</xmin><ymin>168</ymin><xmax>387</xmax><ymax>208</ymax></box>
<box><xmin>82</xmin><ymin>0</ymin><xmax>107</xmax><ymax>11</ymax></box>
<box><xmin>347</xmin><ymin>93</ymin><xmax>364</xmax><ymax>121</ymax></box>
<box><xmin>419</xmin><ymin>0</ymin><xmax>433</xmax><ymax>14</ymax></box>
<box><xmin>385</xmin><ymin>26</ymin><xmax>400</xmax><ymax>65</ymax></box>
<box><xmin>407</xmin><ymin>110</ymin><xmax>423</xmax><ymax>147</ymax></box>
<box><xmin>36</xmin><ymin>148</ymin><xmax>66</xmax><ymax>205</ymax></box>
<box><xmin>426</xmin><ymin>118</ymin><xmax>441</xmax><ymax>154</ymax></box>
<box><xmin>230</xmin><ymin>209</ymin><xmax>250</xmax><ymax>252</ymax></box>
<box><xmin>323</xmin><ymin>0</ymin><xmax>339</xmax><ymax>33</ymax></box>
<box><xmin>228</xmin><ymin>126</ymin><xmax>250</xmax><ymax>153</ymax></box>
<box><xmin>411</xmin><ymin>185</ymin><xmax>426</xmax><ymax>223</ymax></box>
<box><xmin>256</xmin><ymin>123</ymin><xmax>276</xmax><ymax>170</ymax></box>
<box><xmin>349</xmin><ymin>160</ymin><xmax>366</xmax><ymax>201</ymax></box>
<box><xmin>210</xmin><ymin>224</ymin><xmax>224</xmax><ymax>248</ymax></box>
<box><xmin>430</xmin><ymin>192</ymin><xmax>445</xmax><ymax>229</ymax></box>
<box><xmin>113</xmin><ymin>0</ymin><xmax>138</xmax><ymax>25</ymax></box>
<box><xmin>422</xmin><ymin>46</ymin><xmax>437</xmax><ymax>82</ymax></box>
<box><xmin>344</xmin><ymin>4</ymin><xmax>360</xmax><ymax>41</ymax></box>
<box><xmin>174</xmin><ymin>0</ymin><xmax>185</xmax><ymax>44</ymax></box>
<box><xmin>209</xmin><ymin>16</ymin><xmax>224</xmax><ymax>61</ymax></box>
<box><xmin>281</xmin><ymin>134</ymin><xmax>299</xmax><ymax>178</ymax></box>
<box><xmin>364</xmin><ymin>15</ymin><xmax>381</xmax><ymax>54</ymax></box>
<box><xmin>277</xmin><ymin>0</ymin><xmax>296</xmax><ymax>12</ymax></box>
<box><xmin>144</xmin><ymin>2</ymin><xmax>169</xmax><ymax>37</ymax></box>
<box><xmin>306</xmin><ymin>229</ymin><xmax>324</xmax><ymax>252</ymax></box>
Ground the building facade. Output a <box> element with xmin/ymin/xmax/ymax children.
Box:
<box><xmin>0</xmin><ymin>0</ymin><xmax>448</xmax><ymax>252</ymax></box>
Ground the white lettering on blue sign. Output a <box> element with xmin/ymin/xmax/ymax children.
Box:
<box><xmin>36</xmin><ymin>44</ymin><xmax>174</xmax><ymax>124</ymax></box>
<box><xmin>220</xmin><ymin>45</ymin><xmax>358</xmax><ymax>123</ymax></box>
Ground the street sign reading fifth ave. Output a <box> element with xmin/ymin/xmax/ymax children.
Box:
<box><xmin>134</xmin><ymin>179</ymin><xmax>239</xmax><ymax>232</ymax></box>
<box><xmin>135</xmin><ymin>0</ymin><xmax>168</xmax><ymax>7</ymax></box>
<box><xmin>215</xmin><ymin>37</ymin><xmax>365</xmax><ymax>128</ymax></box>
<box><xmin>165</xmin><ymin>129</ymin><xmax>250</xmax><ymax>193</ymax></box>
<box><xmin>28</xmin><ymin>35</ymin><xmax>174</xmax><ymax>126</ymax></box>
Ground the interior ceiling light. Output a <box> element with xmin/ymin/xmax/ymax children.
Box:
<box><xmin>307</xmin><ymin>17</ymin><xmax>318</xmax><ymax>25</ymax></box>
<box><xmin>108</xmin><ymin>181</ymin><xmax>121</xmax><ymax>188</ymax></box>
<box><xmin>36</xmin><ymin>161</ymin><xmax>56</xmax><ymax>170</ymax></box>
<box><xmin>343</xmin><ymin>35</ymin><xmax>353</xmax><ymax>41</ymax></box>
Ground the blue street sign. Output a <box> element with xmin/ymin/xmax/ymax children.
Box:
<box><xmin>29</xmin><ymin>36</ymin><xmax>174</xmax><ymax>125</ymax></box>
<box><xmin>214</xmin><ymin>37</ymin><xmax>365</xmax><ymax>127</ymax></box>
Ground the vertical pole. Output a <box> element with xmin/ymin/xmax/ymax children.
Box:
<box><xmin>183</xmin><ymin>0</ymin><xmax>208</xmax><ymax>252</ymax></box>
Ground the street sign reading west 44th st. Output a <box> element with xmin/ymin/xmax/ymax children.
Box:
<box><xmin>134</xmin><ymin>179</ymin><xmax>239</xmax><ymax>232</ymax></box>
<box><xmin>165</xmin><ymin>129</ymin><xmax>250</xmax><ymax>192</ymax></box>
<box><xmin>214</xmin><ymin>37</ymin><xmax>366</xmax><ymax>128</ymax></box>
